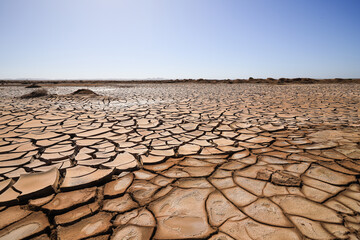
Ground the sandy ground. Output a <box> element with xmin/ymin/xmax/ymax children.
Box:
<box><xmin>0</xmin><ymin>83</ymin><xmax>360</xmax><ymax>239</ymax></box>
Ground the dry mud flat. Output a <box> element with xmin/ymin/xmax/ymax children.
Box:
<box><xmin>0</xmin><ymin>83</ymin><xmax>359</xmax><ymax>239</ymax></box>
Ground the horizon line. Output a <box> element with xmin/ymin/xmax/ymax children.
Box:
<box><xmin>1</xmin><ymin>77</ymin><xmax>360</xmax><ymax>81</ymax></box>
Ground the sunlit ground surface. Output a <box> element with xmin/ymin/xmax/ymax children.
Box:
<box><xmin>0</xmin><ymin>83</ymin><xmax>359</xmax><ymax>239</ymax></box>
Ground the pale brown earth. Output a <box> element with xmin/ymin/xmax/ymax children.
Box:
<box><xmin>0</xmin><ymin>83</ymin><xmax>359</xmax><ymax>239</ymax></box>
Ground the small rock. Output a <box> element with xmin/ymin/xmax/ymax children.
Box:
<box><xmin>256</xmin><ymin>168</ymin><xmax>275</xmax><ymax>181</ymax></box>
<box><xmin>271</xmin><ymin>171</ymin><xmax>301</xmax><ymax>186</ymax></box>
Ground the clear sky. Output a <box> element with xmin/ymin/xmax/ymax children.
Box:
<box><xmin>0</xmin><ymin>0</ymin><xmax>360</xmax><ymax>79</ymax></box>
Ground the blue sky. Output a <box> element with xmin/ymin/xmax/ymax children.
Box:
<box><xmin>0</xmin><ymin>0</ymin><xmax>359</xmax><ymax>79</ymax></box>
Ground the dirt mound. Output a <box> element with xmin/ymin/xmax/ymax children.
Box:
<box><xmin>25</xmin><ymin>83</ymin><xmax>41</xmax><ymax>88</ymax></box>
<box><xmin>21</xmin><ymin>89</ymin><xmax>48</xmax><ymax>98</ymax></box>
<box><xmin>71</xmin><ymin>89</ymin><xmax>98</xmax><ymax>95</ymax></box>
